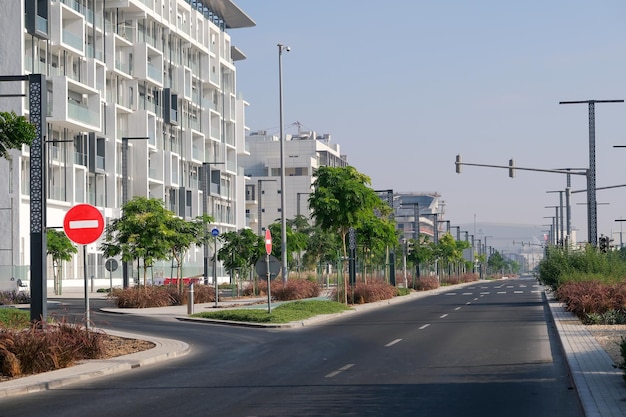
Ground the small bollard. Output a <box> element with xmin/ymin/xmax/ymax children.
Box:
<box><xmin>187</xmin><ymin>283</ymin><xmax>194</xmax><ymax>315</ymax></box>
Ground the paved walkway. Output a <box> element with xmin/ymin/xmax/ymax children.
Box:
<box><xmin>1</xmin><ymin>282</ymin><xmax>625</xmax><ymax>417</ymax></box>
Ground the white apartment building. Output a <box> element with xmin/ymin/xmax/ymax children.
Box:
<box><xmin>0</xmin><ymin>0</ymin><xmax>254</xmax><ymax>284</ymax></box>
<box><xmin>240</xmin><ymin>130</ymin><xmax>348</xmax><ymax>234</ymax></box>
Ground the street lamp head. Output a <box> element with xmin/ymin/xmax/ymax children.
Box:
<box><xmin>278</xmin><ymin>43</ymin><xmax>291</xmax><ymax>52</ymax></box>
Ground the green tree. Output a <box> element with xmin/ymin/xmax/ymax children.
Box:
<box><xmin>357</xmin><ymin>212</ymin><xmax>398</xmax><ymax>281</ymax></box>
<box><xmin>166</xmin><ymin>214</ymin><xmax>208</xmax><ymax>293</ymax></box>
<box><xmin>0</xmin><ymin>111</ymin><xmax>36</xmax><ymax>160</ymax></box>
<box><xmin>309</xmin><ymin>166</ymin><xmax>385</xmax><ymax>302</ymax></box>
<box><xmin>407</xmin><ymin>235</ymin><xmax>435</xmax><ymax>281</ymax></box>
<box><xmin>217</xmin><ymin>228</ymin><xmax>265</xmax><ymax>287</ymax></box>
<box><xmin>101</xmin><ymin>197</ymin><xmax>177</xmax><ymax>287</ymax></box>
<box><xmin>302</xmin><ymin>224</ymin><xmax>341</xmax><ymax>280</ymax></box>
<box><xmin>46</xmin><ymin>229</ymin><xmax>78</xmax><ymax>295</ymax></box>
<box><xmin>268</xmin><ymin>216</ymin><xmax>311</xmax><ymax>273</ymax></box>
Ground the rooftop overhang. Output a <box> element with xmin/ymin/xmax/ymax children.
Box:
<box><xmin>231</xmin><ymin>45</ymin><xmax>247</xmax><ymax>61</ymax></box>
<box><xmin>200</xmin><ymin>0</ymin><xmax>256</xmax><ymax>29</ymax></box>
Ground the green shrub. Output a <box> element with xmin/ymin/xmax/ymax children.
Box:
<box><xmin>0</xmin><ymin>308</ymin><xmax>30</xmax><ymax>329</ymax></box>
<box><xmin>538</xmin><ymin>246</ymin><xmax>626</xmax><ymax>290</ymax></box>
<box><xmin>395</xmin><ymin>287</ymin><xmax>411</xmax><ymax>296</ymax></box>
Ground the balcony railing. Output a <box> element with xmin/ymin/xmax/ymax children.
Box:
<box><xmin>62</xmin><ymin>29</ymin><xmax>83</xmax><ymax>51</ymax></box>
<box><xmin>68</xmin><ymin>101</ymin><xmax>99</xmax><ymax>126</ymax></box>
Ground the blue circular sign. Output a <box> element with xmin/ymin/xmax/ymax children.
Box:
<box><xmin>211</xmin><ymin>228</ymin><xmax>219</xmax><ymax>237</ymax></box>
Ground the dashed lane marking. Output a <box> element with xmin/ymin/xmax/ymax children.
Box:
<box><xmin>454</xmin><ymin>307</ymin><xmax>461</xmax><ymax>310</ymax></box>
<box><xmin>419</xmin><ymin>324</ymin><xmax>430</xmax><ymax>330</ymax></box>
<box><xmin>325</xmin><ymin>363</ymin><xmax>355</xmax><ymax>378</ymax></box>
<box><xmin>440</xmin><ymin>314</ymin><xmax>448</xmax><ymax>318</ymax></box>
<box><xmin>385</xmin><ymin>339</ymin><xmax>402</xmax><ymax>347</ymax></box>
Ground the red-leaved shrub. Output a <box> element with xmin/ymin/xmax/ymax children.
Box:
<box><xmin>555</xmin><ymin>281</ymin><xmax>626</xmax><ymax>318</ymax></box>
<box><xmin>413</xmin><ymin>276</ymin><xmax>440</xmax><ymax>291</ymax></box>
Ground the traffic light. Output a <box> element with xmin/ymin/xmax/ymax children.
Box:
<box><xmin>406</xmin><ymin>240</ymin><xmax>414</xmax><ymax>255</ymax></box>
<box><xmin>455</xmin><ymin>154</ymin><xmax>462</xmax><ymax>174</ymax></box>
<box><xmin>599</xmin><ymin>235</ymin><xmax>608</xmax><ymax>253</ymax></box>
<box><xmin>508</xmin><ymin>158</ymin><xmax>515</xmax><ymax>178</ymax></box>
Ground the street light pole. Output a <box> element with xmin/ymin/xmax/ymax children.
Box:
<box><xmin>278</xmin><ymin>43</ymin><xmax>290</xmax><ymax>282</ymax></box>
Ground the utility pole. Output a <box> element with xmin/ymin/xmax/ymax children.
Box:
<box><xmin>559</xmin><ymin>99</ymin><xmax>624</xmax><ymax>246</ymax></box>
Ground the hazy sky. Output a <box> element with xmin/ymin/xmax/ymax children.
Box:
<box><xmin>230</xmin><ymin>0</ymin><xmax>626</xmax><ymax>246</ymax></box>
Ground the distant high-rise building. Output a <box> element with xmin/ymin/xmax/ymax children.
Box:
<box><xmin>240</xmin><ymin>130</ymin><xmax>348</xmax><ymax>234</ymax></box>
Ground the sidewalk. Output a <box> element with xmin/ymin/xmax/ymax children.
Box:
<box><xmin>2</xmin><ymin>282</ymin><xmax>626</xmax><ymax>417</ymax></box>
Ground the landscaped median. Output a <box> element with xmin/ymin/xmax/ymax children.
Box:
<box><xmin>188</xmin><ymin>300</ymin><xmax>352</xmax><ymax>327</ymax></box>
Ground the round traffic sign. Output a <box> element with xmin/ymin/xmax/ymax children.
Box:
<box><xmin>211</xmin><ymin>228</ymin><xmax>219</xmax><ymax>237</ymax></box>
<box><xmin>265</xmin><ymin>229</ymin><xmax>272</xmax><ymax>255</ymax></box>
<box><xmin>63</xmin><ymin>204</ymin><xmax>104</xmax><ymax>245</ymax></box>
<box><xmin>255</xmin><ymin>255</ymin><xmax>280</xmax><ymax>280</ymax></box>
<box><xmin>105</xmin><ymin>258</ymin><xmax>118</xmax><ymax>272</ymax></box>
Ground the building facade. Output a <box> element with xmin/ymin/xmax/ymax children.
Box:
<box><xmin>240</xmin><ymin>130</ymin><xmax>348</xmax><ymax>234</ymax></box>
<box><xmin>0</xmin><ymin>0</ymin><xmax>254</xmax><ymax>284</ymax></box>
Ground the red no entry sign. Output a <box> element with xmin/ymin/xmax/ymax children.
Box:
<box><xmin>265</xmin><ymin>229</ymin><xmax>272</xmax><ymax>255</ymax></box>
<box><xmin>63</xmin><ymin>204</ymin><xmax>104</xmax><ymax>245</ymax></box>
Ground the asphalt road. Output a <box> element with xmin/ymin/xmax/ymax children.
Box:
<box><xmin>0</xmin><ymin>277</ymin><xmax>583</xmax><ymax>417</ymax></box>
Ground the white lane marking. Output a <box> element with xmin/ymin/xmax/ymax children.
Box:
<box><xmin>454</xmin><ymin>307</ymin><xmax>461</xmax><ymax>310</ymax></box>
<box><xmin>462</xmin><ymin>292</ymin><xmax>473</xmax><ymax>295</ymax></box>
<box><xmin>531</xmin><ymin>290</ymin><xmax>541</xmax><ymax>293</ymax></box>
<box><xmin>325</xmin><ymin>363</ymin><xmax>354</xmax><ymax>378</ymax></box>
<box><xmin>445</xmin><ymin>293</ymin><xmax>456</xmax><ymax>296</ymax></box>
<box><xmin>69</xmin><ymin>219</ymin><xmax>99</xmax><ymax>229</ymax></box>
<box><xmin>419</xmin><ymin>324</ymin><xmax>430</xmax><ymax>330</ymax></box>
<box><xmin>514</xmin><ymin>291</ymin><xmax>524</xmax><ymax>294</ymax></box>
<box><xmin>519</xmin><ymin>284</ymin><xmax>527</xmax><ymax>288</ymax></box>
<box><xmin>506</xmin><ymin>285</ymin><xmax>514</xmax><ymax>288</ymax></box>
<box><xmin>480</xmin><ymin>292</ymin><xmax>490</xmax><ymax>295</ymax></box>
<box><xmin>440</xmin><ymin>314</ymin><xmax>448</xmax><ymax>319</ymax></box>
<box><xmin>497</xmin><ymin>291</ymin><xmax>506</xmax><ymax>294</ymax></box>
<box><xmin>385</xmin><ymin>339</ymin><xmax>402</xmax><ymax>347</ymax></box>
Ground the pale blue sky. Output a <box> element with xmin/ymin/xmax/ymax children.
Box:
<box><xmin>231</xmin><ymin>1</ymin><xmax>626</xmax><ymax>245</ymax></box>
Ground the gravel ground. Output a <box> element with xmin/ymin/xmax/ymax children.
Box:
<box><xmin>586</xmin><ymin>324</ymin><xmax>626</xmax><ymax>368</ymax></box>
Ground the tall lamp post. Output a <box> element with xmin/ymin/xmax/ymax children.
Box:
<box><xmin>545</xmin><ymin>206</ymin><xmax>560</xmax><ymax>246</ymax></box>
<box><xmin>278</xmin><ymin>43</ymin><xmax>290</xmax><ymax>282</ymax></box>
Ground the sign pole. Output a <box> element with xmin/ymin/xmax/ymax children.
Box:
<box><xmin>63</xmin><ymin>204</ymin><xmax>104</xmax><ymax>331</ymax></box>
<box><xmin>211</xmin><ymin>228</ymin><xmax>219</xmax><ymax>308</ymax></box>
<box><xmin>83</xmin><ymin>245</ymin><xmax>90</xmax><ymax>329</ymax></box>
<box><xmin>265</xmin><ymin>229</ymin><xmax>272</xmax><ymax>313</ymax></box>
<box><xmin>266</xmin><ymin>253</ymin><xmax>271</xmax><ymax>313</ymax></box>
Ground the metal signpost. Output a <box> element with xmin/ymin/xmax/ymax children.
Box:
<box><xmin>265</xmin><ymin>229</ymin><xmax>273</xmax><ymax>313</ymax></box>
<box><xmin>211</xmin><ymin>228</ymin><xmax>219</xmax><ymax>307</ymax></box>
<box><xmin>63</xmin><ymin>204</ymin><xmax>104</xmax><ymax>329</ymax></box>
<box><xmin>105</xmin><ymin>258</ymin><xmax>118</xmax><ymax>295</ymax></box>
